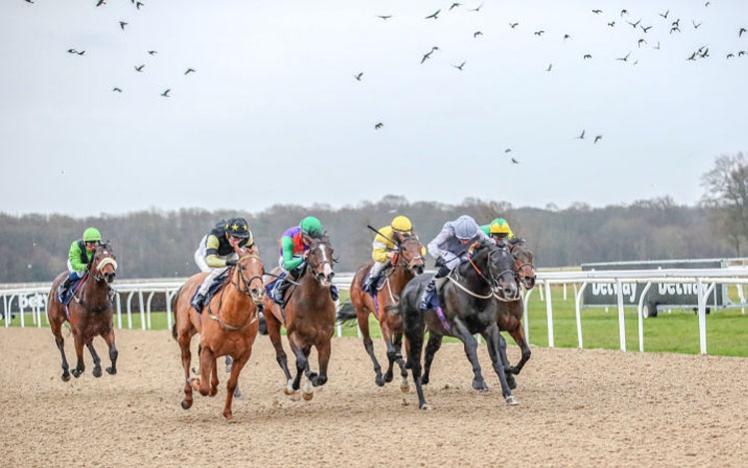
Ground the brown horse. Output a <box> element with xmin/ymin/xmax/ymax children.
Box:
<box><xmin>263</xmin><ymin>236</ymin><xmax>336</xmax><ymax>400</ymax></box>
<box><xmin>47</xmin><ymin>243</ymin><xmax>118</xmax><ymax>381</ymax></box>
<box><xmin>497</xmin><ymin>238</ymin><xmax>537</xmax><ymax>388</ymax></box>
<box><xmin>171</xmin><ymin>252</ymin><xmax>265</xmax><ymax>419</ymax></box>
<box><xmin>348</xmin><ymin>236</ymin><xmax>425</xmax><ymax>390</ymax></box>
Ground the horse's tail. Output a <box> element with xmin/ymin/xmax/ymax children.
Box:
<box><xmin>170</xmin><ymin>285</ymin><xmax>184</xmax><ymax>340</ymax></box>
<box><xmin>336</xmin><ymin>300</ymin><xmax>357</xmax><ymax>324</ymax></box>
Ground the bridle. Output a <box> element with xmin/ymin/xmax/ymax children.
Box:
<box><xmin>509</xmin><ymin>241</ymin><xmax>536</xmax><ymax>288</ymax></box>
<box><xmin>448</xmin><ymin>245</ymin><xmax>517</xmax><ymax>301</ymax></box>
<box><xmin>307</xmin><ymin>239</ymin><xmax>335</xmax><ymax>286</ymax></box>
<box><xmin>231</xmin><ymin>254</ymin><xmax>264</xmax><ymax>302</ymax></box>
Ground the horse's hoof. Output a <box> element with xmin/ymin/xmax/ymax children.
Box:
<box><xmin>61</xmin><ymin>373</ymin><xmax>70</xmax><ymax>382</ymax></box>
<box><xmin>419</xmin><ymin>403</ymin><xmax>432</xmax><ymax>411</ymax></box>
<box><xmin>507</xmin><ymin>376</ymin><xmax>517</xmax><ymax>390</ymax></box>
<box><xmin>181</xmin><ymin>400</ymin><xmax>192</xmax><ymax>410</ymax></box>
<box><xmin>505</xmin><ymin>395</ymin><xmax>520</xmax><ymax>406</ymax></box>
<box><xmin>72</xmin><ymin>369</ymin><xmax>82</xmax><ymax>378</ymax></box>
<box><xmin>375</xmin><ymin>374</ymin><xmax>385</xmax><ymax>387</ymax></box>
<box><xmin>284</xmin><ymin>387</ymin><xmax>295</xmax><ymax>396</ymax></box>
<box><xmin>223</xmin><ymin>411</ymin><xmax>233</xmax><ymax>420</ymax></box>
<box><xmin>384</xmin><ymin>373</ymin><xmax>394</xmax><ymax>383</ymax></box>
<box><xmin>209</xmin><ymin>387</ymin><xmax>218</xmax><ymax>397</ymax></box>
<box><xmin>92</xmin><ymin>367</ymin><xmax>102</xmax><ymax>378</ymax></box>
<box><xmin>422</xmin><ymin>376</ymin><xmax>430</xmax><ymax>386</ymax></box>
<box><xmin>302</xmin><ymin>391</ymin><xmax>314</xmax><ymax>401</ymax></box>
<box><xmin>233</xmin><ymin>389</ymin><xmax>243</xmax><ymax>400</ymax></box>
<box><xmin>400</xmin><ymin>383</ymin><xmax>410</xmax><ymax>393</ymax></box>
<box><xmin>302</xmin><ymin>381</ymin><xmax>313</xmax><ymax>400</ymax></box>
<box><xmin>105</xmin><ymin>367</ymin><xmax>116</xmax><ymax>375</ymax></box>
<box><xmin>472</xmin><ymin>380</ymin><xmax>489</xmax><ymax>392</ymax></box>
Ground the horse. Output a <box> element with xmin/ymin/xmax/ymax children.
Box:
<box><xmin>420</xmin><ymin>237</ymin><xmax>537</xmax><ymax>390</ymax></box>
<box><xmin>496</xmin><ymin>238</ymin><xmax>537</xmax><ymax>388</ymax></box>
<box><xmin>47</xmin><ymin>243</ymin><xmax>119</xmax><ymax>381</ymax></box>
<box><xmin>263</xmin><ymin>236</ymin><xmax>336</xmax><ymax>401</ymax></box>
<box><xmin>401</xmin><ymin>240</ymin><xmax>519</xmax><ymax>409</ymax></box>
<box><xmin>346</xmin><ymin>236</ymin><xmax>425</xmax><ymax>390</ymax></box>
<box><xmin>171</xmin><ymin>251</ymin><xmax>265</xmax><ymax>419</ymax></box>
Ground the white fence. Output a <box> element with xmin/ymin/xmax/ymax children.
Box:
<box><xmin>2</xmin><ymin>268</ymin><xmax>748</xmax><ymax>355</ymax></box>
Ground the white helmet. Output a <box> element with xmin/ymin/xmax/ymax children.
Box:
<box><xmin>453</xmin><ymin>215</ymin><xmax>479</xmax><ymax>240</ymax></box>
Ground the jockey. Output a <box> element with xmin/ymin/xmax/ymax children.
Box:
<box><xmin>419</xmin><ymin>215</ymin><xmax>489</xmax><ymax>310</ymax></box>
<box><xmin>191</xmin><ymin>217</ymin><xmax>254</xmax><ymax>312</ymax></box>
<box><xmin>270</xmin><ymin>216</ymin><xmax>338</xmax><ymax>304</ymax></box>
<box><xmin>362</xmin><ymin>215</ymin><xmax>414</xmax><ymax>296</ymax></box>
<box><xmin>58</xmin><ymin>227</ymin><xmax>101</xmax><ymax>303</ymax></box>
<box><xmin>481</xmin><ymin>217</ymin><xmax>514</xmax><ymax>244</ymax></box>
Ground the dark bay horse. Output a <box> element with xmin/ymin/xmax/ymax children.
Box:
<box><xmin>401</xmin><ymin>241</ymin><xmax>519</xmax><ymax>409</ymax></box>
<box><xmin>420</xmin><ymin>238</ymin><xmax>537</xmax><ymax>390</ymax></box>
<box><xmin>47</xmin><ymin>243</ymin><xmax>118</xmax><ymax>381</ymax></box>
<box><xmin>347</xmin><ymin>236</ymin><xmax>424</xmax><ymax>390</ymax></box>
<box><xmin>263</xmin><ymin>236</ymin><xmax>336</xmax><ymax>401</ymax></box>
<box><xmin>172</xmin><ymin>252</ymin><xmax>265</xmax><ymax>419</ymax></box>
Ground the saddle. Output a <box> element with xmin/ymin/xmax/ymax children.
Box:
<box><xmin>191</xmin><ymin>270</ymin><xmax>230</xmax><ymax>311</ymax></box>
<box><xmin>57</xmin><ymin>274</ymin><xmax>88</xmax><ymax>306</ymax></box>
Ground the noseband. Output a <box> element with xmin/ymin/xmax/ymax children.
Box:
<box><xmin>231</xmin><ymin>254</ymin><xmax>264</xmax><ymax>300</ymax></box>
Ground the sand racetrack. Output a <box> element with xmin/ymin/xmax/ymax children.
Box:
<box><xmin>1</xmin><ymin>328</ymin><xmax>746</xmax><ymax>467</ymax></box>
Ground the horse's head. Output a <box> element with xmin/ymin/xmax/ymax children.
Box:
<box><xmin>233</xmin><ymin>252</ymin><xmax>265</xmax><ymax>306</ymax></box>
<box><xmin>509</xmin><ymin>238</ymin><xmax>536</xmax><ymax>289</ymax></box>
<box><xmin>485</xmin><ymin>243</ymin><xmax>518</xmax><ymax>300</ymax></box>
<box><xmin>90</xmin><ymin>243</ymin><xmax>118</xmax><ymax>283</ymax></box>
<box><xmin>307</xmin><ymin>236</ymin><xmax>335</xmax><ymax>287</ymax></box>
<box><xmin>397</xmin><ymin>236</ymin><xmax>426</xmax><ymax>275</ymax></box>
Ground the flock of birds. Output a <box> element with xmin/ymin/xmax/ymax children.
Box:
<box><xmin>35</xmin><ymin>0</ymin><xmax>197</xmax><ymax>97</ymax></box>
<box><xmin>359</xmin><ymin>2</ymin><xmax>747</xmax><ymax>165</ymax></box>
<box><xmin>23</xmin><ymin>0</ymin><xmax>747</xmax><ymax>166</ymax></box>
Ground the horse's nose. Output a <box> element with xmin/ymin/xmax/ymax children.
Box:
<box><xmin>504</xmin><ymin>282</ymin><xmax>517</xmax><ymax>297</ymax></box>
<box><xmin>106</xmin><ymin>273</ymin><xmax>115</xmax><ymax>283</ymax></box>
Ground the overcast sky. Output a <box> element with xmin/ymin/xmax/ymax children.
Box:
<box><xmin>1</xmin><ymin>0</ymin><xmax>746</xmax><ymax>216</ymax></box>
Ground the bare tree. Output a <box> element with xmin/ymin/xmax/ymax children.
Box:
<box><xmin>701</xmin><ymin>153</ymin><xmax>748</xmax><ymax>255</ymax></box>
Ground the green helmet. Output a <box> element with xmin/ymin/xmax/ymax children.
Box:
<box><xmin>300</xmin><ymin>216</ymin><xmax>323</xmax><ymax>237</ymax></box>
<box><xmin>82</xmin><ymin>227</ymin><xmax>102</xmax><ymax>242</ymax></box>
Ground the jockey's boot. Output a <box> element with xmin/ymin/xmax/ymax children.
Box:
<box><xmin>363</xmin><ymin>273</ymin><xmax>378</xmax><ymax>296</ymax></box>
<box><xmin>191</xmin><ymin>293</ymin><xmax>205</xmax><ymax>313</ymax></box>
<box><xmin>272</xmin><ymin>277</ymin><xmax>288</xmax><ymax>305</ymax></box>
<box><xmin>330</xmin><ymin>285</ymin><xmax>339</xmax><ymax>302</ymax></box>
<box><xmin>418</xmin><ymin>279</ymin><xmax>437</xmax><ymax>311</ymax></box>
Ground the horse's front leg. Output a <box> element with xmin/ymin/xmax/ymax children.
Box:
<box><xmin>288</xmin><ymin>334</ymin><xmax>308</xmax><ymax>394</ymax></box>
<box><xmin>51</xmin><ymin>320</ymin><xmax>70</xmax><ymax>381</ymax></box>
<box><xmin>508</xmin><ymin>326</ymin><xmax>531</xmax><ymax>375</ymax></box>
<box><xmin>101</xmin><ymin>328</ymin><xmax>118</xmax><ymax>375</ymax></box>
<box><xmin>265</xmin><ymin>308</ymin><xmax>293</xmax><ymax>391</ymax></box>
<box><xmin>392</xmin><ymin>330</ymin><xmax>410</xmax><ymax>393</ymax></box>
<box><xmin>311</xmin><ymin>338</ymin><xmax>331</xmax><ymax>388</ymax></box>
<box><xmin>452</xmin><ymin>317</ymin><xmax>487</xmax><ymax>392</ymax></box>
<box><xmin>223</xmin><ymin>352</ymin><xmax>250</xmax><ymax>420</ymax></box>
<box><xmin>381</xmin><ymin>319</ymin><xmax>397</xmax><ymax>384</ymax></box>
<box><xmin>86</xmin><ymin>339</ymin><xmax>102</xmax><ymax>378</ymax></box>
<box><xmin>482</xmin><ymin>324</ymin><xmax>519</xmax><ymax>405</ymax></box>
<box><xmin>191</xmin><ymin>344</ymin><xmax>215</xmax><ymax>397</ymax></box>
<box><xmin>71</xmin><ymin>330</ymin><xmax>86</xmax><ymax>378</ymax></box>
<box><xmin>422</xmin><ymin>333</ymin><xmax>443</xmax><ymax>385</ymax></box>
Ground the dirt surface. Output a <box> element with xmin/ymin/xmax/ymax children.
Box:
<box><xmin>1</xmin><ymin>328</ymin><xmax>747</xmax><ymax>467</ymax></box>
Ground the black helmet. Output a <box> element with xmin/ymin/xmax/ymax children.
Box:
<box><xmin>225</xmin><ymin>217</ymin><xmax>251</xmax><ymax>240</ymax></box>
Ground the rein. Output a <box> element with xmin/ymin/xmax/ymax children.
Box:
<box><xmin>207</xmin><ymin>255</ymin><xmax>263</xmax><ymax>332</ymax></box>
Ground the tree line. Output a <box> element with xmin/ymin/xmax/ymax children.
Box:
<box><xmin>0</xmin><ymin>192</ymin><xmax>739</xmax><ymax>283</ymax></box>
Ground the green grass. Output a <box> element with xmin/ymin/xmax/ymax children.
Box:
<box><xmin>4</xmin><ymin>287</ymin><xmax>747</xmax><ymax>356</ymax></box>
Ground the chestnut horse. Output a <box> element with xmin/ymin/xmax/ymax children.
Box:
<box><xmin>47</xmin><ymin>243</ymin><xmax>118</xmax><ymax>381</ymax></box>
<box><xmin>263</xmin><ymin>236</ymin><xmax>336</xmax><ymax>401</ymax></box>
<box><xmin>172</xmin><ymin>252</ymin><xmax>265</xmax><ymax>419</ymax></box>
<box><xmin>347</xmin><ymin>236</ymin><xmax>424</xmax><ymax>390</ymax></box>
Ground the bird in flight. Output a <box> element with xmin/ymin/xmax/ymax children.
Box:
<box><xmin>638</xmin><ymin>38</ymin><xmax>647</xmax><ymax>48</ymax></box>
<box><xmin>616</xmin><ymin>52</ymin><xmax>631</xmax><ymax>62</ymax></box>
<box><xmin>449</xmin><ymin>3</ymin><xmax>462</xmax><ymax>10</ymax></box>
<box><xmin>620</xmin><ymin>9</ymin><xmax>628</xmax><ymax>16</ymax></box>
<box><xmin>67</xmin><ymin>48</ymin><xmax>85</xmax><ymax>55</ymax></box>
<box><xmin>546</xmin><ymin>63</ymin><xmax>553</xmax><ymax>72</ymax></box>
<box><xmin>739</xmin><ymin>51</ymin><xmax>747</xmax><ymax>57</ymax></box>
<box><xmin>563</xmin><ymin>34</ymin><xmax>571</xmax><ymax>41</ymax></box>
<box><xmin>740</xmin><ymin>28</ymin><xmax>747</xmax><ymax>38</ymax></box>
<box><xmin>161</xmin><ymin>89</ymin><xmax>171</xmax><ymax>97</ymax></box>
<box><xmin>608</xmin><ymin>21</ymin><xmax>616</xmax><ymax>27</ymax></box>
<box><xmin>509</xmin><ymin>22</ymin><xmax>519</xmax><ymax>29</ymax></box>
<box><xmin>24</xmin><ymin>0</ymin><xmax>34</xmax><ymax>4</ymax></box>
<box><xmin>469</xmin><ymin>3</ymin><xmax>483</xmax><ymax>12</ymax></box>
<box><xmin>474</xmin><ymin>31</ymin><xmax>483</xmax><ymax>38</ymax></box>
<box><xmin>134</xmin><ymin>64</ymin><xmax>145</xmax><ymax>72</ymax></box>
<box><xmin>593</xmin><ymin>135</ymin><xmax>603</xmax><ymax>144</ymax></box>
<box><xmin>374</xmin><ymin>122</ymin><xmax>383</xmax><ymax>130</ymax></box>
<box><xmin>354</xmin><ymin>72</ymin><xmax>363</xmax><ymax>81</ymax></box>
<box><xmin>534</xmin><ymin>30</ymin><xmax>545</xmax><ymax>36</ymax></box>
<box><xmin>592</xmin><ymin>9</ymin><xmax>602</xmax><ymax>14</ymax></box>
<box><xmin>112</xmin><ymin>87</ymin><xmax>122</xmax><ymax>93</ymax></box>
<box><xmin>376</xmin><ymin>15</ymin><xmax>392</xmax><ymax>20</ymax></box>
<box><xmin>420</xmin><ymin>46</ymin><xmax>438</xmax><ymax>64</ymax></box>
<box><xmin>659</xmin><ymin>10</ymin><xmax>669</xmax><ymax>19</ymax></box>
<box><xmin>627</xmin><ymin>19</ymin><xmax>641</xmax><ymax>29</ymax></box>
<box><xmin>576</xmin><ymin>130</ymin><xmax>586</xmax><ymax>140</ymax></box>
<box><xmin>727</xmin><ymin>53</ymin><xmax>735</xmax><ymax>59</ymax></box>
<box><xmin>641</xmin><ymin>25</ymin><xmax>653</xmax><ymax>33</ymax></box>
<box><xmin>504</xmin><ymin>148</ymin><xmax>512</xmax><ymax>153</ymax></box>
<box><xmin>119</xmin><ymin>21</ymin><xmax>128</xmax><ymax>30</ymax></box>
<box><xmin>184</xmin><ymin>68</ymin><xmax>196</xmax><ymax>75</ymax></box>
<box><xmin>136</xmin><ymin>1</ymin><xmax>143</xmax><ymax>9</ymax></box>
<box><xmin>672</xmin><ymin>19</ymin><xmax>681</xmax><ymax>28</ymax></box>
<box><xmin>453</xmin><ymin>61</ymin><xmax>466</xmax><ymax>71</ymax></box>
<box><xmin>511</xmin><ymin>158</ymin><xmax>520</xmax><ymax>164</ymax></box>
<box><xmin>425</xmin><ymin>9</ymin><xmax>440</xmax><ymax>19</ymax></box>
<box><xmin>693</xmin><ymin>20</ymin><xmax>703</xmax><ymax>29</ymax></box>
<box><xmin>583</xmin><ymin>54</ymin><xmax>592</xmax><ymax>60</ymax></box>
<box><xmin>670</xmin><ymin>26</ymin><xmax>681</xmax><ymax>34</ymax></box>
<box><xmin>653</xmin><ymin>41</ymin><xmax>661</xmax><ymax>50</ymax></box>
<box><xmin>96</xmin><ymin>0</ymin><xmax>106</xmax><ymax>6</ymax></box>
<box><xmin>147</xmin><ymin>50</ymin><xmax>157</xmax><ymax>55</ymax></box>
<box><xmin>705</xmin><ymin>1</ymin><xmax>710</xmax><ymax>6</ymax></box>
<box><xmin>687</xmin><ymin>52</ymin><xmax>697</xmax><ymax>61</ymax></box>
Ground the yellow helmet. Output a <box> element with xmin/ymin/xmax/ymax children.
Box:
<box><xmin>489</xmin><ymin>219</ymin><xmax>511</xmax><ymax>235</ymax></box>
<box><xmin>391</xmin><ymin>215</ymin><xmax>413</xmax><ymax>232</ymax></box>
